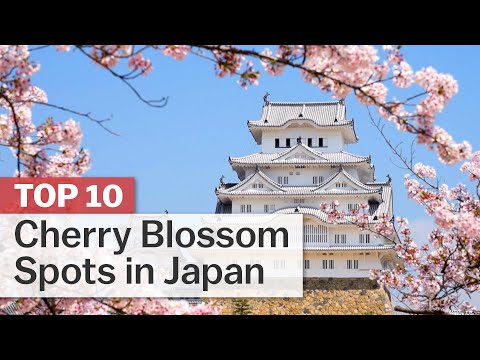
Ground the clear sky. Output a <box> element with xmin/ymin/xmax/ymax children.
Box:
<box><xmin>3</xmin><ymin>46</ymin><xmax>480</xmax><ymax>241</ymax></box>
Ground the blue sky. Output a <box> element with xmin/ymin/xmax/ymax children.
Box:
<box><xmin>3</xmin><ymin>46</ymin><xmax>480</xmax><ymax>235</ymax></box>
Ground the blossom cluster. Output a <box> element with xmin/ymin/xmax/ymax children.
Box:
<box><xmin>0</xmin><ymin>298</ymin><xmax>221</xmax><ymax>315</ymax></box>
<box><xmin>0</xmin><ymin>45</ymin><xmax>90</xmax><ymax>177</ymax></box>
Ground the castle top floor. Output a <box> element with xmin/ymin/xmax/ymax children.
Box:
<box><xmin>247</xmin><ymin>99</ymin><xmax>358</xmax><ymax>153</ymax></box>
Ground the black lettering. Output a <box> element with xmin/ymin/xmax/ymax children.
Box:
<box><xmin>83</xmin><ymin>227</ymin><xmax>97</xmax><ymax>248</ymax></box>
<box><xmin>82</xmin><ymin>259</ymin><xmax>96</xmax><ymax>284</ymax></box>
<box><xmin>15</xmin><ymin>256</ymin><xmax>37</xmax><ymax>284</ymax></box>
<box><xmin>203</xmin><ymin>264</ymin><xmax>222</xmax><ymax>291</ymax></box>
<box><xmin>246</xmin><ymin>264</ymin><xmax>264</xmax><ymax>284</ymax></box>
<box><xmin>62</xmin><ymin>227</ymin><xmax>80</xmax><ymax>248</ymax></box>
<box><xmin>216</xmin><ymin>227</ymin><xmax>233</xmax><ymax>248</ymax></box>
<box><xmin>176</xmin><ymin>227</ymin><xmax>195</xmax><ymax>248</ymax></box>
<box><xmin>164</xmin><ymin>256</ymin><xmax>179</xmax><ymax>284</ymax></box>
<box><xmin>182</xmin><ymin>264</ymin><xmax>200</xmax><ymax>284</ymax></box>
<box><xmin>142</xmin><ymin>220</ymin><xmax>164</xmax><ymax>247</ymax></box>
<box><xmin>113</xmin><ymin>227</ymin><xmax>130</xmax><ymax>255</ymax></box>
<box><xmin>236</xmin><ymin>227</ymin><xmax>256</xmax><ymax>248</ymax></box>
<box><xmin>40</xmin><ymin>220</ymin><xmax>59</xmax><ymax>247</ymax></box>
<box><xmin>258</xmin><ymin>227</ymin><xmax>289</xmax><ymax>247</ymax></box>
<box><xmin>197</xmin><ymin>227</ymin><xmax>214</xmax><ymax>248</ymax></box>
<box><xmin>61</xmin><ymin>264</ymin><xmax>81</xmax><ymax>285</ymax></box>
<box><xmin>167</xmin><ymin>220</ymin><xmax>173</xmax><ymax>247</ymax></box>
<box><xmin>39</xmin><ymin>264</ymin><xmax>59</xmax><ymax>291</ymax></box>
<box><xmin>98</xmin><ymin>228</ymin><xmax>112</xmax><ymax>247</ymax></box>
<box><xmin>136</xmin><ymin>264</ymin><xmax>154</xmax><ymax>284</ymax></box>
<box><xmin>15</xmin><ymin>220</ymin><xmax>38</xmax><ymax>248</ymax></box>
<box><xmin>98</xmin><ymin>264</ymin><xmax>115</xmax><ymax>284</ymax></box>
<box><xmin>225</xmin><ymin>264</ymin><xmax>242</xmax><ymax>284</ymax></box>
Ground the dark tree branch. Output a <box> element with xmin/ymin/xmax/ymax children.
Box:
<box><xmin>395</xmin><ymin>305</ymin><xmax>448</xmax><ymax>315</ymax></box>
<box><xmin>42</xmin><ymin>298</ymin><xmax>57</xmax><ymax>315</ymax></box>
<box><xmin>30</xmin><ymin>101</ymin><xmax>119</xmax><ymax>136</ymax></box>
<box><xmin>366</xmin><ymin>107</ymin><xmax>438</xmax><ymax>190</ymax></box>
<box><xmin>0</xmin><ymin>93</ymin><xmax>22</xmax><ymax>176</ymax></box>
<box><xmin>74</xmin><ymin>46</ymin><xmax>168</xmax><ymax>108</ymax></box>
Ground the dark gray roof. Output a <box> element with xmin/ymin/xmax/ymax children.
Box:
<box><xmin>215</xmin><ymin>201</ymin><xmax>232</xmax><ymax>214</ymax></box>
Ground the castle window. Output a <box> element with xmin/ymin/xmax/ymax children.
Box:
<box><xmin>264</xmin><ymin>204</ymin><xmax>275</xmax><ymax>213</ymax></box>
<box><xmin>241</xmin><ymin>204</ymin><xmax>252</xmax><ymax>213</ymax></box>
<box><xmin>306</xmin><ymin>138</ymin><xmax>328</xmax><ymax>148</ymax></box>
<box><xmin>275</xmin><ymin>138</ymin><xmax>292</xmax><ymax>148</ymax></box>
<box><xmin>304</xmin><ymin>259</ymin><xmax>310</xmax><ymax>269</ymax></box>
<box><xmin>283</xmin><ymin>176</ymin><xmax>288</xmax><ymax>184</ymax></box>
<box><xmin>322</xmin><ymin>259</ymin><xmax>334</xmax><ymax>269</ymax></box>
<box><xmin>277</xmin><ymin>176</ymin><xmax>282</xmax><ymax>184</ymax></box>
<box><xmin>359</xmin><ymin>233</ymin><xmax>370</xmax><ymax>244</ymax></box>
<box><xmin>336</xmin><ymin>182</ymin><xmax>347</xmax><ymax>188</ymax></box>
<box><xmin>347</xmin><ymin>260</ymin><xmax>359</xmax><ymax>269</ymax></box>
<box><xmin>348</xmin><ymin>203</ymin><xmax>359</xmax><ymax>211</ymax></box>
<box><xmin>294</xmin><ymin>199</ymin><xmax>305</xmax><ymax>204</ymax></box>
<box><xmin>258</xmin><ymin>183</ymin><xmax>264</xmax><ymax>188</ymax></box>
<box><xmin>313</xmin><ymin>176</ymin><xmax>324</xmax><ymax>185</ymax></box>
<box><xmin>295</xmin><ymin>171</ymin><xmax>300</xmax><ymax>175</ymax></box>
<box><xmin>334</xmin><ymin>234</ymin><xmax>347</xmax><ymax>244</ymax></box>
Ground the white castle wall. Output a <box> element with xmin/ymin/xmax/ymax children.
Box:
<box><xmin>304</xmin><ymin>251</ymin><xmax>381</xmax><ymax>278</ymax></box>
<box><xmin>220</xmin><ymin>104</ymin><xmax>395</xmax><ymax>279</ymax></box>
<box><xmin>244</xmin><ymin>167</ymin><xmax>359</xmax><ymax>185</ymax></box>
<box><xmin>261</xmin><ymin>127</ymin><xmax>345</xmax><ymax>153</ymax></box>
<box><xmin>232</xmin><ymin>195</ymin><xmax>375</xmax><ymax>215</ymax></box>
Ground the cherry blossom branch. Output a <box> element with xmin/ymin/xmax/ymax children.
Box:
<box><xmin>74</xmin><ymin>46</ymin><xmax>168</xmax><ymax>108</ymax></box>
<box><xmin>0</xmin><ymin>93</ymin><xmax>22</xmax><ymax>176</ymax></box>
<box><xmin>188</xmin><ymin>45</ymin><xmax>470</xmax><ymax>165</ymax></box>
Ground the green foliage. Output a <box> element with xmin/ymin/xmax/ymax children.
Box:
<box><xmin>232</xmin><ymin>298</ymin><xmax>252</xmax><ymax>315</ymax></box>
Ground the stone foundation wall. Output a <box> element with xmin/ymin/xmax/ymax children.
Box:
<box><xmin>213</xmin><ymin>278</ymin><xmax>392</xmax><ymax>315</ymax></box>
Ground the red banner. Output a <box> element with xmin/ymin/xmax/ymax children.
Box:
<box><xmin>0</xmin><ymin>178</ymin><xmax>135</xmax><ymax>213</ymax></box>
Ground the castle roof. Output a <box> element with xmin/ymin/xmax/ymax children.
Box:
<box><xmin>216</xmin><ymin>168</ymin><xmax>384</xmax><ymax>199</ymax></box>
<box><xmin>248</xmin><ymin>100</ymin><xmax>358</xmax><ymax>144</ymax></box>
<box><xmin>230</xmin><ymin>144</ymin><xmax>370</xmax><ymax>166</ymax></box>
<box><xmin>251</xmin><ymin>101</ymin><xmax>348</xmax><ymax>126</ymax></box>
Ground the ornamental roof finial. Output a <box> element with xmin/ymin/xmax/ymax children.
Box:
<box><xmin>339</xmin><ymin>98</ymin><xmax>345</xmax><ymax>105</ymax></box>
<box><xmin>386</xmin><ymin>174</ymin><xmax>392</xmax><ymax>183</ymax></box>
<box><xmin>297</xmin><ymin>136</ymin><xmax>302</xmax><ymax>145</ymax></box>
<box><xmin>263</xmin><ymin>92</ymin><xmax>270</xmax><ymax>107</ymax></box>
<box><xmin>219</xmin><ymin>175</ymin><xmax>225</xmax><ymax>186</ymax></box>
<box><xmin>255</xmin><ymin>164</ymin><xmax>260</xmax><ymax>172</ymax></box>
<box><xmin>294</xmin><ymin>206</ymin><xmax>300</xmax><ymax>213</ymax></box>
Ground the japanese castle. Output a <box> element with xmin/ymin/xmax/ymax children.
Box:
<box><xmin>215</xmin><ymin>97</ymin><xmax>397</xmax><ymax>278</ymax></box>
